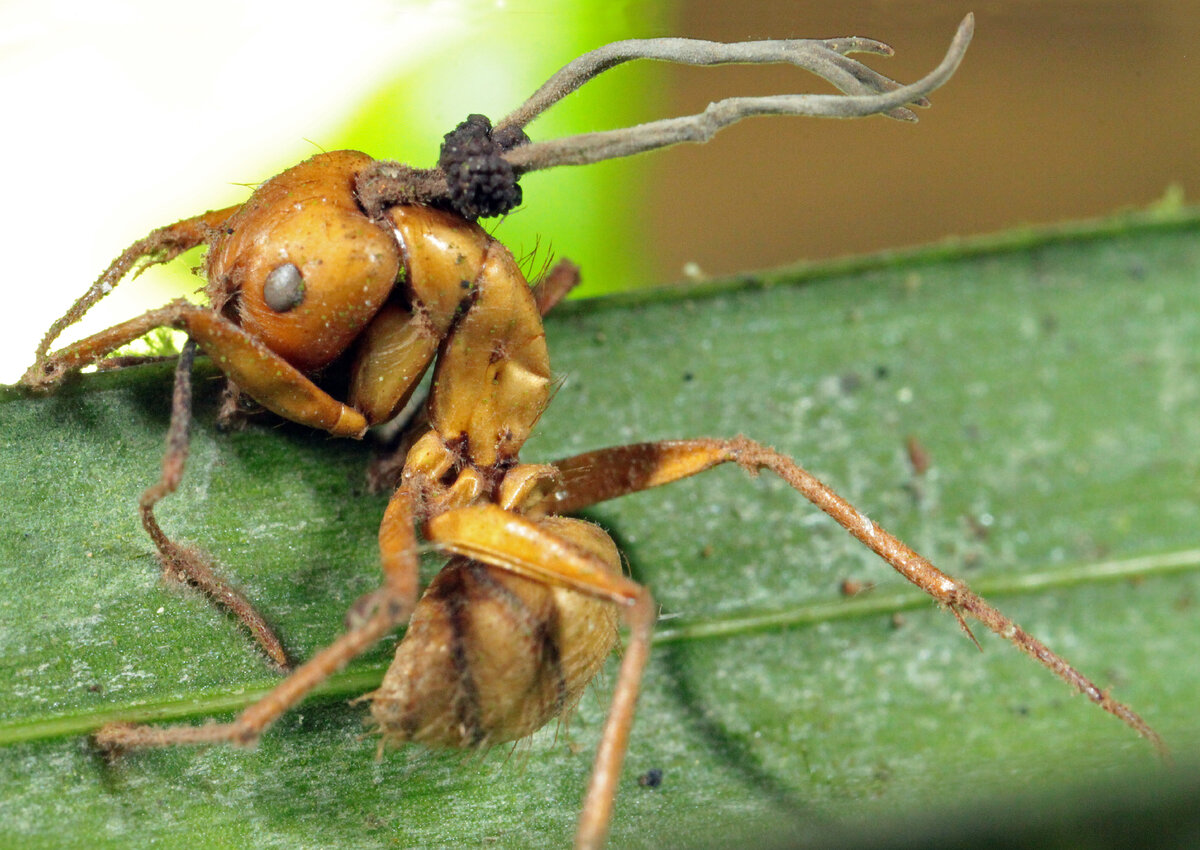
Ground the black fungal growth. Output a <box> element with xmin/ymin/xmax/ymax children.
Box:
<box><xmin>439</xmin><ymin>114</ymin><xmax>530</xmax><ymax>220</ymax></box>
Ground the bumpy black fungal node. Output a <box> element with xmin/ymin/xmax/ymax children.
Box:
<box><xmin>439</xmin><ymin>114</ymin><xmax>530</xmax><ymax>220</ymax></box>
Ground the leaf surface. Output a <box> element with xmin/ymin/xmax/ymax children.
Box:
<box><xmin>2</xmin><ymin>212</ymin><xmax>1199</xmax><ymax>849</ymax></box>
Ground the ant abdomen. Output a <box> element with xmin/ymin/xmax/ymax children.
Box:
<box><xmin>371</xmin><ymin>517</ymin><xmax>621</xmax><ymax>749</ymax></box>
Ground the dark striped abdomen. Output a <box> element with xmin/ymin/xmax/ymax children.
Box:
<box><xmin>370</xmin><ymin>517</ymin><xmax>621</xmax><ymax>749</ymax></box>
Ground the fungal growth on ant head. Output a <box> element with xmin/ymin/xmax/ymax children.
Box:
<box><xmin>18</xmin><ymin>14</ymin><xmax>1164</xmax><ymax>850</ymax></box>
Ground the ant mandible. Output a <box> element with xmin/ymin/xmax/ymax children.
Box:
<box><xmin>18</xmin><ymin>14</ymin><xmax>1162</xmax><ymax>850</ymax></box>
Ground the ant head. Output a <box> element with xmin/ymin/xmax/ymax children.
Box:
<box><xmin>207</xmin><ymin>150</ymin><xmax>402</xmax><ymax>372</ymax></box>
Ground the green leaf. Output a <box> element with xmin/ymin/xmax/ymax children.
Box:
<box><xmin>3</xmin><ymin>210</ymin><xmax>1199</xmax><ymax>849</ymax></box>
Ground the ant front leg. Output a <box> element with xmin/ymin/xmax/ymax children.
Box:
<box><xmin>96</xmin><ymin>484</ymin><xmax>421</xmax><ymax>750</ymax></box>
<box><xmin>141</xmin><ymin>339</ymin><xmax>290</xmax><ymax>668</ymax></box>
<box><xmin>23</xmin><ymin>205</ymin><xmax>240</xmax><ymax>389</ymax></box>
<box><xmin>25</xmin><ymin>298</ymin><xmax>367</xmax><ymax>436</ymax></box>
<box><xmin>543</xmin><ymin>437</ymin><xmax>1167</xmax><ymax>755</ymax></box>
<box><xmin>30</xmin><ymin>301</ymin><xmax>369</xmax><ymax>667</ymax></box>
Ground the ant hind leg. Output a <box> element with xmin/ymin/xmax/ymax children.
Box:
<box><xmin>544</xmin><ymin>436</ymin><xmax>1166</xmax><ymax>754</ymax></box>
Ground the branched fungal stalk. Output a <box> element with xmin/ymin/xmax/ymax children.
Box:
<box><xmin>495</xmin><ymin>14</ymin><xmax>973</xmax><ymax>165</ymax></box>
<box><xmin>355</xmin><ymin>14</ymin><xmax>974</xmax><ymax>217</ymax></box>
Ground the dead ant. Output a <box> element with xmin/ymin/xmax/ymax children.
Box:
<box><xmin>18</xmin><ymin>14</ymin><xmax>1164</xmax><ymax>850</ymax></box>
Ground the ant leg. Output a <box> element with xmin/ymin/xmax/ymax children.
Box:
<box><xmin>544</xmin><ymin>437</ymin><xmax>1166</xmax><ymax>755</ymax></box>
<box><xmin>531</xmin><ymin>258</ymin><xmax>582</xmax><ymax>316</ymax></box>
<box><xmin>22</xmin><ymin>299</ymin><xmax>367</xmax><ymax>436</ymax></box>
<box><xmin>37</xmin><ymin>302</ymin><xmax>373</xmax><ymax>667</ymax></box>
<box><xmin>427</xmin><ymin>504</ymin><xmax>641</xmax><ymax>602</ymax></box>
<box><xmin>23</xmin><ymin>205</ymin><xmax>240</xmax><ymax>386</ymax></box>
<box><xmin>423</xmin><ymin>505</ymin><xmax>654</xmax><ymax>850</ymax></box>
<box><xmin>576</xmin><ymin>587</ymin><xmax>654</xmax><ymax>850</ymax></box>
<box><xmin>92</xmin><ymin>354</ymin><xmax>184</xmax><ymax>373</ymax></box>
<box><xmin>95</xmin><ymin>485</ymin><xmax>420</xmax><ymax>751</ymax></box>
<box><xmin>140</xmin><ymin>339</ymin><xmax>290</xmax><ymax>670</ymax></box>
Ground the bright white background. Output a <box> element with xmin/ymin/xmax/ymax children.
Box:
<box><xmin>1</xmin><ymin>0</ymin><xmax>481</xmax><ymax>382</ymax></box>
<box><xmin>2</xmin><ymin>0</ymin><xmax>652</xmax><ymax>383</ymax></box>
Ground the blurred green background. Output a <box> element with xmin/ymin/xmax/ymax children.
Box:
<box><xmin>4</xmin><ymin>1</ymin><xmax>1199</xmax><ymax>382</ymax></box>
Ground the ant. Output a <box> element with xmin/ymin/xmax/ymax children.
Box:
<box><xmin>18</xmin><ymin>14</ymin><xmax>1163</xmax><ymax>849</ymax></box>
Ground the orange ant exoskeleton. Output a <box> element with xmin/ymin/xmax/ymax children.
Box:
<box><xmin>19</xmin><ymin>14</ymin><xmax>1165</xmax><ymax>850</ymax></box>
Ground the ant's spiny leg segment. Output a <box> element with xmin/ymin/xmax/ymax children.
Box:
<box><xmin>545</xmin><ymin>436</ymin><xmax>1165</xmax><ymax>755</ymax></box>
<box><xmin>720</xmin><ymin>436</ymin><xmax>1166</xmax><ymax>755</ymax></box>
<box><xmin>575</xmin><ymin>586</ymin><xmax>655</xmax><ymax>850</ymax></box>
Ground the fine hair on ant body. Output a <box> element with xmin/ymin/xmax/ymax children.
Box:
<box><xmin>19</xmin><ymin>14</ymin><xmax>1163</xmax><ymax>849</ymax></box>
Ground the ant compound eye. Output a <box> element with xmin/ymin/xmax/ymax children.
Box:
<box><xmin>263</xmin><ymin>263</ymin><xmax>306</xmax><ymax>312</ymax></box>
